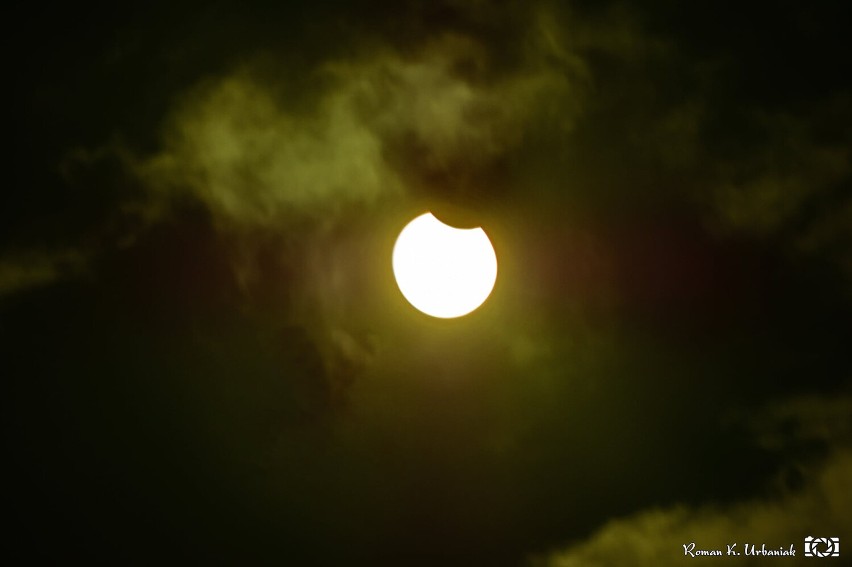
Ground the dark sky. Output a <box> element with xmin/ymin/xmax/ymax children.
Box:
<box><xmin>4</xmin><ymin>1</ymin><xmax>851</xmax><ymax>564</ymax></box>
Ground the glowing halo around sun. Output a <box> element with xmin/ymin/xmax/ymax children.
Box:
<box><xmin>392</xmin><ymin>212</ymin><xmax>498</xmax><ymax>318</ymax></box>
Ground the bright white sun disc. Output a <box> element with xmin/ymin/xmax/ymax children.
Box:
<box><xmin>392</xmin><ymin>212</ymin><xmax>497</xmax><ymax>318</ymax></box>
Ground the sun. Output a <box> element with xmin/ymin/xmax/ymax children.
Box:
<box><xmin>392</xmin><ymin>212</ymin><xmax>498</xmax><ymax>319</ymax></box>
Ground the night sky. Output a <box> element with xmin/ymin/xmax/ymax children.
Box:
<box><xmin>4</xmin><ymin>1</ymin><xmax>851</xmax><ymax>564</ymax></box>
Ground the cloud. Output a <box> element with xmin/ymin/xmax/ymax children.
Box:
<box><xmin>90</xmin><ymin>23</ymin><xmax>584</xmax><ymax>388</ymax></box>
<box><xmin>744</xmin><ymin>395</ymin><xmax>852</xmax><ymax>451</ymax></box>
<box><xmin>531</xmin><ymin>395</ymin><xmax>852</xmax><ymax>566</ymax></box>
<box><xmin>133</xmin><ymin>30</ymin><xmax>579</xmax><ymax>231</ymax></box>
<box><xmin>0</xmin><ymin>249</ymin><xmax>87</xmax><ymax>297</ymax></box>
<box><xmin>708</xmin><ymin>108</ymin><xmax>851</xmax><ymax>238</ymax></box>
<box><xmin>138</xmin><ymin>70</ymin><xmax>400</xmax><ymax>228</ymax></box>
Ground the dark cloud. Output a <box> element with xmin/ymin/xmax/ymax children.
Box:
<box><xmin>0</xmin><ymin>248</ymin><xmax>87</xmax><ymax>296</ymax></box>
<box><xmin>532</xmin><ymin>395</ymin><xmax>852</xmax><ymax>566</ymax></box>
<box><xmin>4</xmin><ymin>0</ymin><xmax>851</xmax><ymax>564</ymax></box>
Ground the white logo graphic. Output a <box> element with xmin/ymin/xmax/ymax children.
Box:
<box><xmin>804</xmin><ymin>536</ymin><xmax>840</xmax><ymax>557</ymax></box>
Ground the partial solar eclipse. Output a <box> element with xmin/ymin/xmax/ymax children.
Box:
<box><xmin>392</xmin><ymin>212</ymin><xmax>497</xmax><ymax>318</ymax></box>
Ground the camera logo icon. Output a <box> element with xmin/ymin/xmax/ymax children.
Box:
<box><xmin>804</xmin><ymin>536</ymin><xmax>840</xmax><ymax>557</ymax></box>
